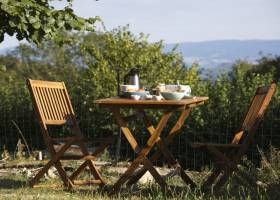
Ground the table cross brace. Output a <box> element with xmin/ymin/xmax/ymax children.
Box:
<box><xmin>126</xmin><ymin>108</ymin><xmax>196</xmax><ymax>188</ymax></box>
<box><xmin>110</xmin><ymin>108</ymin><xmax>172</xmax><ymax>194</ymax></box>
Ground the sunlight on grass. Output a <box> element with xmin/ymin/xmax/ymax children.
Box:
<box><xmin>0</xmin><ymin>167</ymin><xmax>275</xmax><ymax>200</ymax></box>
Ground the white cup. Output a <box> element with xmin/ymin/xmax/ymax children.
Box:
<box><xmin>145</xmin><ymin>95</ymin><xmax>153</xmax><ymax>100</ymax></box>
<box><xmin>178</xmin><ymin>85</ymin><xmax>191</xmax><ymax>96</ymax></box>
<box><xmin>152</xmin><ymin>95</ymin><xmax>163</xmax><ymax>101</ymax></box>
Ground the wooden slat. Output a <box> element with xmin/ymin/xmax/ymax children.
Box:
<box><xmin>73</xmin><ymin>179</ymin><xmax>102</xmax><ymax>185</ymax></box>
<box><xmin>231</xmin><ymin>131</ymin><xmax>244</xmax><ymax>144</ymax></box>
<box><xmin>56</xmin><ymin>89</ymin><xmax>69</xmax><ymax>119</ymax></box>
<box><xmin>33</xmin><ymin>87</ymin><xmax>46</xmax><ymax>121</ymax></box>
<box><xmin>242</xmin><ymin>94</ymin><xmax>265</xmax><ymax>130</ymax></box>
<box><xmin>52</xmin><ymin>136</ymin><xmax>83</xmax><ymax>142</ymax></box>
<box><xmin>59</xmin><ymin>89</ymin><xmax>71</xmax><ymax>117</ymax></box>
<box><xmin>243</xmin><ymin>95</ymin><xmax>258</xmax><ymax>128</ymax></box>
<box><xmin>49</xmin><ymin>88</ymin><xmax>60</xmax><ymax>120</ymax></box>
<box><xmin>249</xmin><ymin>95</ymin><xmax>264</xmax><ymax>125</ymax></box>
<box><xmin>62</xmin><ymin>82</ymin><xmax>75</xmax><ymax>115</ymax></box>
<box><xmin>46</xmin><ymin>88</ymin><xmax>58</xmax><ymax>120</ymax></box>
<box><xmin>44</xmin><ymin>119</ymin><xmax>67</xmax><ymax>125</ymax></box>
<box><xmin>33</xmin><ymin>177</ymin><xmax>102</xmax><ymax>189</ymax></box>
<box><xmin>191</xmin><ymin>143</ymin><xmax>241</xmax><ymax>148</ymax></box>
<box><xmin>56</xmin><ymin>88</ymin><xmax>71</xmax><ymax>121</ymax></box>
<box><xmin>33</xmin><ymin>184</ymin><xmax>63</xmax><ymax>188</ymax></box>
<box><xmin>38</xmin><ymin>87</ymin><xmax>51</xmax><ymax>120</ymax></box>
<box><xmin>28</xmin><ymin>79</ymin><xmax>64</xmax><ymax>89</ymax></box>
<box><xmin>44</xmin><ymin>87</ymin><xmax>55</xmax><ymax>120</ymax></box>
<box><xmin>53</xmin><ymin>88</ymin><xmax>64</xmax><ymax>120</ymax></box>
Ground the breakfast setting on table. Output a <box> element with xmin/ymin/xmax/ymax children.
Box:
<box><xmin>95</xmin><ymin>68</ymin><xmax>208</xmax><ymax>194</ymax></box>
<box><xmin>119</xmin><ymin>68</ymin><xmax>194</xmax><ymax>101</ymax></box>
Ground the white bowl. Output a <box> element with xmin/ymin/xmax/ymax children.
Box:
<box><xmin>164</xmin><ymin>85</ymin><xmax>191</xmax><ymax>97</ymax></box>
<box><xmin>160</xmin><ymin>91</ymin><xmax>185</xmax><ymax>100</ymax></box>
<box><xmin>131</xmin><ymin>95</ymin><xmax>141</xmax><ymax>100</ymax></box>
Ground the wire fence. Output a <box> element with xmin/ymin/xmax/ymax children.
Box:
<box><xmin>0</xmin><ymin>82</ymin><xmax>279</xmax><ymax>171</ymax></box>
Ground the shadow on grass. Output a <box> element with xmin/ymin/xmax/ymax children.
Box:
<box><xmin>202</xmin><ymin>178</ymin><xmax>280</xmax><ymax>200</ymax></box>
<box><xmin>265</xmin><ymin>182</ymin><xmax>280</xmax><ymax>200</ymax></box>
<box><xmin>73</xmin><ymin>184</ymin><xmax>194</xmax><ymax>199</ymax></box>
<box><xmin>0</xmin><ymin>178</ymin><xmax>27</xmax><ymax>189</ymax></box>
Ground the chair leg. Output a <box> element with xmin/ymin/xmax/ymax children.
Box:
<box><xmin>29</xmin><ymin>159</ymin><xmax>55</xmax><ymax>187</ymax></box>
<box><xmin>77</xmin><ymin>139</ymin><xmax>108</xmax><ymax>187</ymax></box>
<box><xmin>213</xmin><ymin>168</ymin><xmax>232</xmax><ymax>192</ymax></box>
<box><xmin>201</xmin><ymin>167</ymin><xmax>222</xmax><ymax>191</ymax></box>
<box><xmin>30</xmin><ymin>159</ymin><xmax>74</xmax><ymax>189</ymax></box>
<box><xmin>54</xmin><ymin>161</ymin><xmax>74</xmax><ymax>189</ymax></box>
<box><xmin>87</xmin><ymin>160</ymin><xmax>106</xmax><ymax>187</ymax></box>
<box><xmin>41</xmin><ymin>138</ymin><xmax>77</xmax><ymax>188</ymax></box>
<box><xmin>234</xmin><ymin>166</ymin><xmax>258</xmax><ymax>188</ymax></box>
<box><xmin>201</xmin><ymin>143</ymin><xmax>262</xmax><ymax>193</ymax></box>
<box><xmin>213</xmin><ymin>165</ymin><xmax>259</xmax><ymax>192</ymax></box>
<box><xmin>179</xmin><ymin>167</ymin><xmax>196</xmax><ymax>188</ymax></box>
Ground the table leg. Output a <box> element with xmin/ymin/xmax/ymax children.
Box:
<box><xmin>110</xmin><ymin>108</ymin><xmax>172</xmax><ymax>194</ymax></box>
<box><xmin>127</xmin><ymin>108</ymin><xmax>195</xmax><ymax>187</ymax></box>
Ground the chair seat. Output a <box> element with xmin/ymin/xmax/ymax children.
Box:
<box><xmin>52</xmin><ymin>131</ymin><xmax>114</xmax><ymax>145</ymax></box>
<box><xmin>191</xmin><ymin>142</ymin><xmax>242</xmax><ymax>149</ymax></box>
<box><xmin>53</xmin><ymin>144</ymin><xmax>93</xmax><ymax>159</ymax></box>
<box><xmin>53</xmin><ymin>135</ymin><xmax>114</xmax><ymax>160</ymax></box>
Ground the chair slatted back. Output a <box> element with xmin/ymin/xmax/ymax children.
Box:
<box><xmin>27</xmin><ymin>79</ymin><xmax>76</xmax><ymax>126</ymax></box>
<box><xmin>26</xmin><ymin>79</ymin><xmax>108</xmax><ymax>189</ymax></box>
<box><xmin>231</xmin><ymin>83</ymin><xmax>276</xmax><ymax>145</ymax></box>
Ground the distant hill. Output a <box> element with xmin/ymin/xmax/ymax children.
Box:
<box><xmin>2</xmin><ymin>40</ymin><xmax>280</xmax><ymax>75</ymax></box>
<box><xmin>165</xmin><ymin>40</ymin><xmax>280</xmax><ymax>74</ymax></box>
<box><xmin>0</xmin><ymin>47</ymin><xmax>15</xmax><ymax>55</ymax></box>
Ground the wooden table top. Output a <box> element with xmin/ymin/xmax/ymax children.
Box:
<box><xmin>95</xmin><ymin>96</ymin><xmax>208</xmax><ymax>109</ymax></box>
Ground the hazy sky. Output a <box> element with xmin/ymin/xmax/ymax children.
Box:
<box><xmin>1</xmin><ymin>0</ymin><xmax>280</xmax><ymax>49</ymax></box>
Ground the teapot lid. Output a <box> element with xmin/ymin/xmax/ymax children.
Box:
<box><xmin>129</xmin><ymin>68</ymin><xmax>140</xmax><ymax>74</ymax></box>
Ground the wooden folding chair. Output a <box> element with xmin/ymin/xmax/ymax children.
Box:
<box><xmin>26</xmin><ymin>79</ymin><xmax>113</xmax><ymax>189</ymax></box>
<box><xmin>191</xmin><ymin>83</ymin><xmax>276</xmax><ymax>192</ymax></box>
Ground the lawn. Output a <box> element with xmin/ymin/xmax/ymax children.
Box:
<box><xmin>0</xmin><ymin>159</ymin><xmax>278</xmax><ymax>200</ymax></box>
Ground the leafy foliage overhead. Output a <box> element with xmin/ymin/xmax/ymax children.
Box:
<box><xmin>0</xmin><ymin>0</ymin><xmax>98</xmax><ymax>44</ymax></box>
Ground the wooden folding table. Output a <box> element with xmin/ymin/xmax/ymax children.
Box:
<box><xmin>95</xmin><ymin>96</ymin><xmax>208</xmax><ymax>194</ymax></box>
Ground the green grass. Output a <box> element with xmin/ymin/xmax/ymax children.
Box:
<box><xmin>1</xmin><ymin>146</ymin><xmax>280</xmax><ymax>199</ymax></box>
<box><xmin>0</xmin><ymin>168</ymin><xmax>276</xmax><ymax>200</ymax></box>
